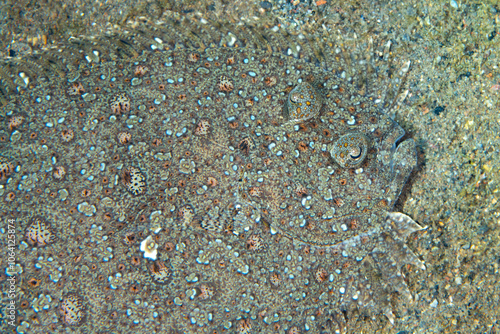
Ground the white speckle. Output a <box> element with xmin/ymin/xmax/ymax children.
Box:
<box><xmin>228</xmin><ymin>34</ymin><xmax>237</xmax><ymax>46</ymax></box>
<box><xmin>19</xmin><ymin>72</ymin><xmax>29</xmax><ymax>85</ymax></box>
<box><xmin>140</xmin><ymin>235</ymin><xmax>158</xmax><ymax>260</ymax></box>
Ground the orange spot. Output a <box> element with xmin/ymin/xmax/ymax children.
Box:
<box><xmin>316</xmin><ymin>0</ymin><xmax>327</xmax><ymax>5</ymax></box>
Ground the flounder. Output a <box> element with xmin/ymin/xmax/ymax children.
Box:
<box><xmin>0</xmin><ymin>26</ymin><xmax>424</xmax><ymax>333</ymax></box>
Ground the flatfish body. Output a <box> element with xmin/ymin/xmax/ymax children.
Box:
<box><xmin>0</xmin><ymin>29</ymin><xmax>424</xmax><ymax>333</ymax></box>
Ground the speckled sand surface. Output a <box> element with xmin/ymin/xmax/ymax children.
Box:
<box><xmin>0</xmin><ymin>0</ymin><xmax>499</xmax><ymax>333</ymax></box>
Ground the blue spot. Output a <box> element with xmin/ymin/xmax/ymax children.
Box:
<box><xmin>248</xmin><ymin>71</ymin><xmax>256</xmax><ymax>77</ymax></box>
<box><xmin>433</xmin><ymin>106</ymin><xmax>446</xmax><ymax>115</ymax></box>
<box><xmin>167</xmin><ymin>79</ymin><xmax>174</xmax><ymax>83</ymax></box>
<box><xmin>233</xmin><ymin>103</ymin><xmax>238</xmax><ymax>108</ymax></box>
<box><xmin>243</xmin><ymin>58</ymin><xmax>249</xmax><ymax>63</ymax></box>
<box><xmin>165</xmin><ymin>62</ymin><xmax>173</xmax><ymax>66</ymax></box>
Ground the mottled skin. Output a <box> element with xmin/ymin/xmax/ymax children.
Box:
<box><xmin>1</xmin><ymin>40</ymin><xmax>424</xmax><ymax>333</ymax></box>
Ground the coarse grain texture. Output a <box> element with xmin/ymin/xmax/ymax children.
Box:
<box><xmin>1</xmin><ymin>0</ymin><xmax>500</xmax><ymax>331</ymax></box>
